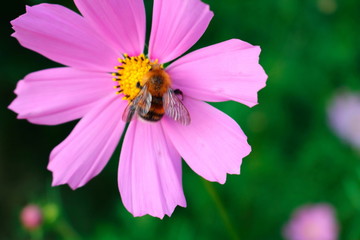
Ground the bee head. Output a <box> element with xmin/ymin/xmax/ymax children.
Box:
<box><xmin>150</xmin><ymin>64</ymin><xmax>163</xmax><ymax>71</ymax></box>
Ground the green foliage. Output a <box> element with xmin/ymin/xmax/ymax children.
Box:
<box><xmin>1</xmin><ymin>0</ymin><xmax>360</xmax><ymax>239</ymax></box>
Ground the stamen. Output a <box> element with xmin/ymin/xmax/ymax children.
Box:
<box><xmin>113</xmin><ymin>54</ymin><xmax>158</xmax><ymax>101</ymax></box>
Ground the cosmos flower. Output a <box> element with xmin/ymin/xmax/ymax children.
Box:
<box><xmin>283</xmin><ymin>204</ymin><xmax>338</xmax><ymax>240</ymax></box>
<box><xmin>9</xmin><ymin>0</ymin><xmax>267</xmax><ymax>218</ymax></box>
<box><xmin>20</xmin><ymin>205</ymin><xmax>43</xmax><ymax>230</ymax></box>
<box><xmin>328</xmin><ymin>90</ymin><xmax>360</xmax><ymax>149</ymax></box>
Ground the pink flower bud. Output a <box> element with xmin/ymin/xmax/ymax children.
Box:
<box><xmin>328</xmin><ymin>91</ymin><xmax>360</xmax><ymax>149</ymax></box>
<box><xmin>283</xmin><ymin>204</ymin><xmax>338</xmax><ymax>240</ymax></box>
<box><xmin>20</xmin><ymin>205</ymin><xmax>42</xmax><ymax>230</ymax></box>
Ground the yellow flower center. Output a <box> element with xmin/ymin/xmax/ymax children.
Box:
<box><xmin>112</xmin><ymin>53</ymin><xmax>159</xmax><ymax>101</ymax></box>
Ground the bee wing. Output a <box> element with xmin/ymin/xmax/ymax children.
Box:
<box><xmin>121</xmin><ymin>84</ymin><xmax>152</xmax><ymax>123</ymax></box>
<box><xmin>122</xmin><ymin>101</ymin><xmax>137</xmax><ymax>123</ymax></box>
<box><xmin>163</xmin><ymin>88</ymin><xmax>191</xmax><ymax>125</ymax></box>
<box><xmin>136</xmin><ymin>84</ymin><xmax>152</xmax><ymax>116</ymax></box>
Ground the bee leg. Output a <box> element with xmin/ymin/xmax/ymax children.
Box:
<box><xmin>174</xmin><ymin>89</ymin><xmax>184</xmax><ymax>100</ymax></box>
<box><xmin>136</xmin><ymin>82</ymin><xmax>143</xmax><ymax>89</ymax></box>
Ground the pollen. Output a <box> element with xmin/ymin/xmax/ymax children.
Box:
<box><xmin>113</xmin><ymin>53</ymin><xmax>159</xmax><ymax>101</ymax></box>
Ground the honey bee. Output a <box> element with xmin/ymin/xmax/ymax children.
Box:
<box><xmin>122</xmin><ymin>64</ymin><xmax>191</xmax><ymax>125</ymax></box>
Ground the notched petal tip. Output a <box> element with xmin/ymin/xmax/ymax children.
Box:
<box><xmin>46</xmin><ymin>96</ymin><xmax>125</xmax><ymax>193</ymax></box>
<box><xmin>74</xmin><ymin>0</ymin><xmax>146</xmax><ymax>56</ymax></box>
<box><xmin>10</xmin><ymin>3</ymin><xmax>119</xmax><ymax>71</ymax></box>
<box><xmin>10</xmin><ymin>19</ymin><xmax>21</xmax><ymax>31</ymax></box>
<box><xmin>50</xmin><ymin>179</ymin><xmax>60</xmax><ymax>188</ymax></box>
<box><xmin>8</xmin><ymin>68</ymin><xmax>115</xmax><ymax>125</ymax></box>
<box><xmin>8</xmin><ymin>100</ymin><xmax>17</xmax><ymax>113</ymax></box>
<box><xmin>48</xmin><ymin>168</ymin><xmax>83</xmax><ymax>190</ymax></box>
<box><xmin>203</xmin><ymin>2</ymin><xmax>214</xmax><ymax>16</ymax></box>
<box><xmin>11</xmin><ymin>4</ymin><xmax>45</xmax><ymax>28</ymax></box>
<box><xmin>163</xmin><ymin>99</ymin><xmax>251</xmax><ymax>185</ymax></box>
<box><xmin>8</xmin><ymin>98</ymin><xmax>31</xmax><ymax>122</ymax></box>
<box><xmin>11</xmin><ymin>4</ymin><xmax>36</xmax><ymax>27</ymax></box>
<box><xmin>119</xmin><ymin>120</ymin><xmax>186</xmax><ymax>219</ymax></box>
<box><xmin>130</xmin><ymin>203</ymin><xmax>187</xmax><ymax>219</ymax></box>
<box><xmin>25</xmin><ymin>5</ymin><xmax>32</xmax><ymax>11</ymax></box>
<box><xmin>48</xmin><ymin>167</ymin><xmax>62</xmax><ymax>187</ymax></box>
<box><xmin>246</xmin><ymin>101</ymin><xmax>259</xmax><ymax>108</ymax></box>
<box><xmin>216</xmin><ymin>177</ymin><xmax>226</xmax><ymax>185</ymax></box>
<box><xmin>10</xmin><ymin>32</ymin><xmax>17</xmax><ymax>39</ymax></box>
<box><xmin>48</xmin><ymin>151</ymin><xmax>92</xmax><ymax>190</ymax></box>
<box><xmin>169</xmin><ymin>39</ymin><xmax>268</xmax><ymax>107</ymax></box>
<box><xmin>149</xmin><ymin>0</ymin><xmax>214</xmax><ymax>63</ymax></box>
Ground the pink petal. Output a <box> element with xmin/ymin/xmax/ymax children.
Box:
<box><xmin>119</xmin><ymin>120</ymin><xmax>186</xmax><ymax>218</ymax></box>
<box><xmin>74</xmin><ymin>0</ymin><xmax>145</xmax><ymax>56</ymax></box>
<box><xmin>48</xmin><ymin>95</ymin><xmax>126</xmax><ymax>190</ymax></box>
<box><xmin>149</xmin><ymin>0</ymin><xmax>213</xmax><ymax>63</ymax></box>
<box><xmin>8</xmin><ymin>68</ymin><xmax>114</xmax><ymax>125</ymax></box>
<box><xmin>11</xmin><ymin>4</ymin><xmax>119</xmax><ymax>72</ymax></box>
<box><xmin>162</xmin><ymin>98</ymin><xmax>251</xmax><ymax>184</ymax></box>
<box><xmin>167</xmin><ymin>39</ymin><xmax>267</xmax><ymax>107</ymax></box>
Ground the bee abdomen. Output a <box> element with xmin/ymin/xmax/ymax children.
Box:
<box><xmin>151</xmin><ymin>96</ymin><xmax>163</xmax><ymax>105</ymax></box>
<box><xmin>141</xmin><ymin>110</ymin><xmax>164</xmax><ymax>122</ymax></box>
<box><xmin>139</xmin><ymin>96</ymin><xmax>164</xmax><ymax>122</ymax></box>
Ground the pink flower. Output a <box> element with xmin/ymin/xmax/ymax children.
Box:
<box><xmin>9</xmin><ymin>0</ymin><xmax>267</xmax><ymax>218</ymax></box>
<box><xmin>283</xmin><ymin>204</ymin><xmax>339</xmax><ymax>240</ymax></box>
<box><xmin>328</xmin><ymin>91</ymin><xmax>360</xmax><ymax>149</ymax></box>
<box><xmin>20</xmin><ymin>205</ymin><xmax>42</xmax><ymax>230</ymax></box>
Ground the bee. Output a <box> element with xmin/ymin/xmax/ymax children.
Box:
<box><xmin>122</xmin><ymin>64</ymin><xmax>191</xmax><ymax>125</ymax></box>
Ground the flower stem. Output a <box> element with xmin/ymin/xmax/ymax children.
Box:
<box><xmin>202</xmin><ymin>180</ymin><xmax>240</xmax><ymax>240</ymax></box>
<box><xmin>55</xmin><ymin>220</ymin><xmax>82</xmax><ymax>240</ymax></box>
<box><xmin>29</xmin><ymin>229</ymin><xmax>43</xmax><ymax>240</ymax></box>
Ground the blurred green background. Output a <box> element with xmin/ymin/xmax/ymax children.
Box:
<box><xmin>1</xmin><ymin>0</ymin><xmax>360</xmax><ymax>239</ymax></box>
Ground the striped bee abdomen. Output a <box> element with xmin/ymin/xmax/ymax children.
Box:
<box><xmin>139</xmin><ymin>96</ymin><xmax>165</xmax><ymax>122</ymax></box>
